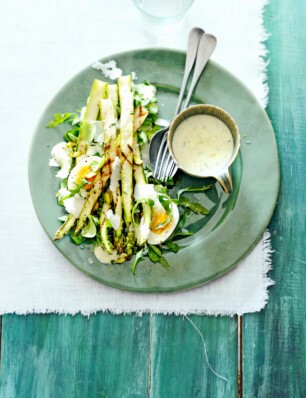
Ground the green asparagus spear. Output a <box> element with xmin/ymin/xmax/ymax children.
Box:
<box><xmin>74</xmin><ymin>136</ymin><xmax>120</xmax><ymax>234</ymax></box>
<box><xmin>75</xmin><ymin>79</ymin><xmax>108</xmax><ymax>159</ymax></box>
<box><xmin>133</xmin><ymin>127</ymin><xmax>152</xmax><ymax>246</ymax></box>
<box><xmin>53</xmin><ymin>214</ymin><xmax>76</xmax><ymax>240</ymax></box>
<box><xmin>118</xmin><ymin>75</ymin><xmax>134</xmax><ymax>228</ymax></box>
<box><xmin>100</xmin><ymin>194</ymin><xmax>114</xmax><ymax>254</ymax></box>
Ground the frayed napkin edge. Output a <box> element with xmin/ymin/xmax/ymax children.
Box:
<box><xmin>1</xmin><ymin>231</ymin><xmax>274</xmax><ymax>317</ymax></box>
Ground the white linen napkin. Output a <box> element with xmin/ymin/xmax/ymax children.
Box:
<box><xmin>0</xmin><ymin>0</ymin><xmax>273</xmax><ymax>315</ymax></box>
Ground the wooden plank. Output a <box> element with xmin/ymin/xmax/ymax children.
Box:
<box><xmin>150</xmin><ymin>315</ymin><xmax>238</xmax><ymax>397</ymax></box>
<box><xmin>0</xmin><ymin>313</ymin><xmax>150</xmax><ymax>398</ymax></box>
<box><xmin>243</xmin><ymin>0</ymin><xmax>306</xmax><ymax>396</ymax></box>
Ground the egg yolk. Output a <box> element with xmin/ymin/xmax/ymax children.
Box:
<box><xmin>76</xmin><ymin>166</ymin><xmax>96</xmax><ymax>190</ymax></box>
<box><xmin>151</xmin><ymin>211</ymin><xmax>172</xmax><ymax>234</ymax></box>
<box><xmin>84</xmin><ymin>175</ymin><xmax>96</xmax><ymax>190</ymax></box>
<box><xmin>75</xmin><ymin>165</ymin><xmax>91</xmax><ymax>182</ymax></box>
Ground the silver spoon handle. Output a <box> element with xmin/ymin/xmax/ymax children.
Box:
<box><xmin>173</xmin><ymin>27</ymin><xmax>204</xmax><ymax>117</ymax></box>
<box><xmin>183</xmin><ymin>33</ymin><xmax>217</xmax><ymax>109</ymax></box>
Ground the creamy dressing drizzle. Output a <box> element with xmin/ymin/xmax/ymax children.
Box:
<box><xmin>172</xmin><ymin>114</ymin><xmax>234</xmax><ymax>175</ymax></box>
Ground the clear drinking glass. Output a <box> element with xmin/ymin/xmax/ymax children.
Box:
<box><xmin>132</xmin><ymin>0</ymin><xmax>195</xmax><ymax>29</ymax></box>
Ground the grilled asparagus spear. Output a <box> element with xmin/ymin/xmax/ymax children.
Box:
<box><xmin>75</xmin><ymin>79</ymin><xmax>108</xmax><ymax>159</ymax></box>
<box><xmin>118</xmin><ymin>75</ymin><xmax>134</xmax><ymax>227</ymax></box>
<box><xmin>53</xmin><ymin>214</ymin><xmax>76</xmax><ymax>241</ymax></box>
<box><xmin>133</xmin><ymin>108</ymin><xmax>152</xmax><ymax>246</ymax></box>
<box><xmin>118</xmin><ymin>76</ymin><xmax>135</xmax><ymax>258</ymax></box>
<box><xmin>75</xmin><ymin>137</ymin><xmax>119</xmax><ymax>234</ymax></box>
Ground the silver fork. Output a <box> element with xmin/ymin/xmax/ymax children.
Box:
<box><xmin>149</xmin><ymin>32</ymin><xmax>217</xmax><ymax>181</ymax></box>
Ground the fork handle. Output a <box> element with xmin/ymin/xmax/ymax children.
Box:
<box><xmin>183</xmin><ymin>33</ymin><xmax>217</xmax><ymax>109</ymax></box>
<box><xmin>173</xmin><ymin>27</ymin><xmax>204</xmax><ymax>118</ymax></box>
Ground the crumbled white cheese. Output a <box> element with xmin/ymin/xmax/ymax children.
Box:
<box><xmin>86</xmin><ymin>143</ymin><xmax>103</xmax><ymax>157</ymax></box>
<box><xmin>106</xmin><ymin>209</ymin><xmax>120</xmax><ymax>230</ymax></box>
<box><xmin>89</xmin><ymin>120</ymin><xmax>104</xmax><ymax>144</ymax></box>
<box><xmin>131</xmin><ymin>71</ymin><xmax>138</xmax><ymax>80</ymax></box>
<box><xmin>134</xmin><ymin>183</ymin><xmax>156</xmax><ymax>201</ymax></box>
<box><xmin>49</xmin><ymin>142</ymin><xmax>72</xmax><ymax>179</ymax></box>
<box><xmin>63</xmin><ymin>196</ymin><xmax>86</xmax><ymax>218</ymax></box>
<box><xmin>58</xmin><ymin>187</ymin><xmax>70</xmax><ymax>198</ymax></box>
<box><xmin>134</xmin><ymin>83</ymin><xmax>156</xmax><ymax>106</ymax></box>
<box><xmin>155</xmin><ymin>118</ymin><xmax>170</xmax><ymax>127</ymax></box>
<box><xmin>49</xmin><ymin>158</ymin><xmax>59</xmax><ymax>167</ymax></box>
<box><xmin>139</xmin><ymin>219</ymin><xmax>150</xmax><ymax>241</ymax></box>
<box><xmin>92</xmin><ymin>60</ymin><xmax>123</xmax><ymax>80</ymax></box>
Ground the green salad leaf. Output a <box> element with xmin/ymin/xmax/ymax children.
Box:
<box><xmin>178</xmin><ymin>196</ymin><xmax>209</xmax><ymax>215</ymax></box>
<box><xmin>46</xmin><ymin>112</ymin><xmax>79</xmax><ymax>128</ymax></box>
<box><xmin>147</xmin><ymin>244</ymin><xmax>170</xmax><ymax>270</ymax></box>
<box><xmin>164</xmin><ymin>241</ymin><xmax>180</xmax><ymax>253</ymax></box>
<box><xmin>81</xmin><ymin>215</ymin><xmax>97</xmax><ymax>238</ymax></box>
<box><xmin>132</xmin><ymin>249</ymin><xmax>145</xmax><ymax>275</ymax></box>
<box><xmin>177</xmin><ymin>184</ymin><xmax>214</xmax><ymax>199</ymax></box>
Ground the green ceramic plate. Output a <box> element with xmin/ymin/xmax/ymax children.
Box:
<box><xmin>28</xmin><ymin>49</ymin><xmax>280</xmax><ymax>292</ymax></box>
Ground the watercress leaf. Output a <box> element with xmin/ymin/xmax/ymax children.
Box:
<box><xmin>140</xmin><ymin>120</ymin><xmax>153</xmax><ymax>132</ymax></box>
<box><xmin>60</xmin><ymin>178</ymin><xmax>68</xmax><ymax>189</ymax></box>
<box><xmin>153</xmin><ymin>184</ymin><xmax>169</xmax><ymax>195</ymax></box>
<box><xmin>147</xmin><ymin>244</ymin><xmax>162</xmax><ymax>263</ymax></box>
<box><xmin>48</xmin><ymin>112</ymin><xmax>79</xmax><ymax>128</ymax></box>
<box><xmin>165</xmin><ymin>241</ymin><xmax>180</xmax><ymax>253</ymax></box>
<box><xmin>69</xmin><ymin>113</ymin><xmax>81</xmax><ymax>126</ymax></box>
<box><xmin>91</xmin><ymin>215</ymin><xmax>100</xmax><ymax>226</ymax></box>
<box><xmin>164</xmin><ymin>176</ymin><xmax>175</xmax><ymax>186</ymax></box>
<box><xmin>146</xmin><ymin>124</ymin><xmax>160</xmax><ymax>139</ymax></box>
<box><xmin>63</xmin><ymin>179</ymin><xmax>87</xmax><ymax>199</ymax></box>
<box><xmin>168</xmin><ymin>174</ymin><xmax>183</xmax><ymax>187</ymax></box>
<box><xmin>94</xmin><ymin>232</ymin><xmax>102</xmax><ymax>246</ymax></box>
<box><xmin>67</xmin><ymin>132</ymin><xmax>79</xmax><ymax>142</ymax></box>
<box><xmin>81</xmin><ymin>215</ymin><xmax>97</xmax><ymax>238</ymax></box>
<box><xmin>64</xmin><ymin>128</ymin><xmax>79</xmax><ymax>142</ymax></box>
<box><xmin>158</xmin><ymin>195</ymin><xmax>172</xmax><ymax>214</ymax></box>
<box><xmin>179</xmin><ymin>196</ymin><xmax>209</xmax><ymax>215</ymax></box>
<box><xmin>171</xmin><ymin>230</ymin><xmax>193</xmax><ymax>239</ymax></box>
<box><xmin>137</xmin><ymin>131</ymin><xmax>148</xmax><ymax>146</ymax></box>
<box><xmin>148</xmin><ymin>102</ymin><xmax>158</xmax><ymax>115</ymax></box>
<box><xmin>147</xmin><ymin>198</ymin><xmax>155</xmax><ymax>207</ymax></box>
<box><xmin>131</xmin><ymin>249</ymin><xmax>144</xmax><ymax>275</ymax></box>
<box><xmin>171</xmin><ymin>198</ymin><xmax>179</xmax><ymax>206</ymax></box>
<box><xmin>46</xmin><ymin>113</ymin><xmax>72</xmax><ymax>128</ymax></box>
<box><xmin>106</xmin><ymin>219</ymin><xmax>112</xmax><ymax>229</ymax></box>
<box><xmin>70</xmin><ymin>230</ymin><xmax>85</xmax><ymax>245</ymax></box>
<box><xmin>148</xmin><ymin>250</ymin><xmax>159</xmax><ymax>263</ymax></box>
<box><xmin>177</xmin><ymin>210</ymin><xmax>191</xmax><ymax>230</ymax></box>
<box><xmin>177</xmin><ymin>184</ymin><xmax>214</xmax><ymax>199</ymax></box>
<box><xmin>168</xmin><ymin>211</ymin><xmax>193</xmax><ymax>240</ymax></box>
<box><xmin>158</xmin><ymin>255</ymin><xmax>170</xmax><ymax>270</ymax></box>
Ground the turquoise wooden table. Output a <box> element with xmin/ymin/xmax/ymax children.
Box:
<box><xmin>1</xmin><ymin>0</ymin><xmax>305</xmax><ymax>396</ymax></box>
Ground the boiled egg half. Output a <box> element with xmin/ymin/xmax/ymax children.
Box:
<box><xmin>147</xmin><ymin>198</ymin><xmax>179</xmax><ymax>245</ymax></box>
<box><xmin>134</xmin><ymin>184</ymin><xmax>179</xmax><ymax>245</ymax></box>
<box><xmin>68</xmin><ymin>155</ymin><xmax>104</xmax><ymax>194</ymax></box>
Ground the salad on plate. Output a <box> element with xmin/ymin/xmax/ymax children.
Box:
<box><xmin>48</xmin><ymin>75</ymin><xmax>212</xmax><ymax>273</ymax></box>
